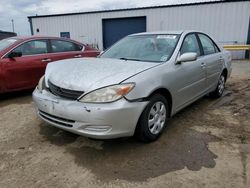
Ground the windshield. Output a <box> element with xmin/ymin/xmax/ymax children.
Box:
<box><xmin>101</xmin><ymin>34</ymin><xmax>180</xmax><ymax>63</ymax></box>
<box><xmin>0</xmin><ymin>38</ymin><xmax>20</xmax><ymax>51</ymax></box>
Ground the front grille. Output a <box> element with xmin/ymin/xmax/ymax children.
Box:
<box><xmin>39</xmin><ymin>110</ymin><xmax>74</xmax><ymax>128</ymax></box>
<box><xmin>48</xmin><ymin>80</ymin><xmax>84</xmax><ymax>100</ymax></box>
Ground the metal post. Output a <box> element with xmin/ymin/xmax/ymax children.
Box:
<box><xmin>11</xmin><ymin>19</ymin><xmax>15</xmax><ymax>33</ymax></box>
<box><xmin>246</xmin><ymin>17</ymin><xmax>250</xmax><ymax>59</ymax></box>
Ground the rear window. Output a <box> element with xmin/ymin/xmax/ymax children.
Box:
<box><xmin>198</xmin><ymin>34</ymin><xmax>220</xmax><ymax>55</ymax></box>
<box><xmin>0</xmin><ymin>38</ymin><xmax>20</xmax><ymax>51</ymax></box>
<box><xmin>51</xmin><ymin>40</ymin><xmax>83</xmax><ymax>53</ymax></box>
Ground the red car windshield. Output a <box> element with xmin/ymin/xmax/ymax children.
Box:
<box><xmin>0</xmin><ymin>38</ymin><xmax>20</xmax><ymax>51</ymax></box>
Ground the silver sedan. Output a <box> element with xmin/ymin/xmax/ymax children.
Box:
<box><xmin>33</xmin><ymin>31</ymin><xmax>232</xmax><ymax>142</ymax></box>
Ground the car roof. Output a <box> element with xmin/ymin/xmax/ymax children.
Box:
<box><xmin>9</xmin><ymin>35</ymin><xmax>79</xmax><ymax>41</ymax></box>
<box><xmin>129</xmin><ymin>30</ymin><xmax>202</xmax><ymax>36</ymax></box>
<box><xmin>6</xmin><ymin>36</ymin><xmax>85</xmax><ymax>46</ymax></box>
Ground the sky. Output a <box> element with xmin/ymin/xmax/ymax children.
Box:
<box><xmin>0</xmin><ymin>0</ymin><xmax>220</xmax><ymax>35</ymax></box>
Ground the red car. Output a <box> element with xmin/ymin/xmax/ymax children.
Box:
<box><xmin>0</xmin><ymin>36</ymin><xmax>100</xmax><ymax>93</ymax></box>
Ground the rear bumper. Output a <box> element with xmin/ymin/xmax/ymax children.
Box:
<box><xmin>32</xmin><ymin>89</ymin><xmax>148</xmax><ymax>139</ymax></box>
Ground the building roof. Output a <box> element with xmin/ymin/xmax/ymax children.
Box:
<box><xmin>28</xmin><ymin>0</ymin><xmax>244</xmax><ymax>19</ymax></box>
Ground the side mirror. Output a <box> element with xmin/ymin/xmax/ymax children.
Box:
<box><xmin>176</xmin><ymin>52</ymin><xmax>197</xmax><ymax>64</ymax></box>
<box><xmin>8</xmin><ymin>51</ymin><xmax>22</xmax><ymax>58</ymax></box>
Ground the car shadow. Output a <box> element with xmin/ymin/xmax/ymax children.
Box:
<box><xmin>38</xmin><ymin>96</ymin><xmax>220</xmax><ymax>182</ymax></box>
<box><xmin>0</xmin><ymin>89</ymin><xmax>33</xmax><ymax>107</ymax></box>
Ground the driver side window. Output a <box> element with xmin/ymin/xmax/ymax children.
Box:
<box><xmin>12</xmin><ymin>40</ymin><xmax>48</xmax><ymax>56</ymax></box>
<box><xmin>180</xmin><ymin>34</ymin><xmax>201</xmax><ymax>56</ymax></box>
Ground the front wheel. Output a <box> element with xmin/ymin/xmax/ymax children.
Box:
<box><xmin>210</xmin><ymin>73</ymin><xmax>226</xmax><ymax>98</ymax></box>
<box><xmin>135</xmin><ymin>94</ymin><xmax>169</xmax><ymax>142</ymax></box>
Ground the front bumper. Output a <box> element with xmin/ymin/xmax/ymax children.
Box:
<box><xmin>32</xmin><ymin>88</ymin><xmax>148</xmax><ymax>139</ymax></box>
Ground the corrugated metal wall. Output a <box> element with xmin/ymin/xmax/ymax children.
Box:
<box><xmin>31</xmin><ymin>1</ymin><xmax>250</xmax><ymax>58</ymax></box>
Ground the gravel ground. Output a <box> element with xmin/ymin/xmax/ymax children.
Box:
<box><xmin>0</xmin><ymin>61</ymin><xmax>249</xmax><ymax>188</ymax></box>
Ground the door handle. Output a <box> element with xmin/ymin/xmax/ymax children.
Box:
<box><xmin>74</xmin><ymin>55</ymin><xmax>82</xmax><ymax>58</ymax></box>
<box><xmin>41</xmin><ymin>58</ymin><xmax>52</xmax><ymax>62</ymax></box>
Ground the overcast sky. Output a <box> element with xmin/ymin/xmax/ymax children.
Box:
<box><xmin>0</xmin><ymin>0</ymin><xmax>219</xmax><ymax>35</ymax></box>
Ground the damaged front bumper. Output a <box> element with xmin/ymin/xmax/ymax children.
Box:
<box><xmin>32</xmin><ymin>88</ymin><xmax>148</xmax><ymax>139</ymax></box>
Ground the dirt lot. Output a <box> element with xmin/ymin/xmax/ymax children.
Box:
<box><xmin>0</xmin><ymin>61</ymin><xmax>249</xmax><ymax>188</ymax></box>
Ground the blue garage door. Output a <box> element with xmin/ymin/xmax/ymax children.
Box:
<box><xmin>102</xmin><ymin>17</ymin><xmax>146</xmax><ymax>49</ymax></box>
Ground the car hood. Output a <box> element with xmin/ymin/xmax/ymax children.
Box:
<box><xmin>45</xmin><ymin>58</ymin><xmax>158</xmax><ymax>92</ymax></box>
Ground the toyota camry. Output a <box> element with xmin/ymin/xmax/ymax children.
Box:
<box><xmin>33</xmin><ymin>31</ymin><xmax>232</xmax><ymax>142</ymax></box>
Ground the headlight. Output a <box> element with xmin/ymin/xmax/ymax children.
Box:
<box><xmin>37</xmin><ymin>76</ymin><xmax>45</xmax><ymax>92</ymax></box>
<box><xmin>79</xmin><ymin>83</ymin><xmax>135</xmax><ymax>103</ymax></box>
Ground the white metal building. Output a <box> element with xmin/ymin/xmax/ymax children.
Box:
<box><xmin>28</xmin><ymin>0</ymin><xmax>250</xmax><ymax>58</ymax></box>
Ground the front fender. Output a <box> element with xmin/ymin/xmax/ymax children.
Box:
<box><xmin>123</xmin><ymin>63</ymin><xmax>175</xmax><ymax>101</ymax></box>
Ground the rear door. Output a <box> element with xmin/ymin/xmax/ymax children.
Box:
<box><xmin>48</xmin><ymin>39</ymin><xmax>86</xmax><ymax>61</ymax></box>
<box><xmin>197</xmin><ymin>33</ymin><xmax>223</xmax><ymax>90</ymax></box>
<box><xmin>2</xmin><ymin>39</ymin><xmax>50</xmax><ymax>90</ymax></box>
<box><xmin>174</xmin><ymin>33</ymin><xmax>207</xmax><ymax>109</ymax></box>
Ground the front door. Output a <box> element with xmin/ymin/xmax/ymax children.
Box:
<box><xmin>174</xmin><ymin>33</ymin><xmax>207</xmax><ymax>109</ymax></box>
<box><xmin>2</xmin><ymin>39</ymin><xmax>50</xmax><ymax>91</ymax></box>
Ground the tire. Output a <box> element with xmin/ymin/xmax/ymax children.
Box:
<box><xmin>210</xmin><ymin>73</ymin><xmax>226</xmax><ymax>98</ymax></box>
<box><xmin>135</xmin><ymin>94</ymin><xmax>169</xmax><ymax>142</ymax></box>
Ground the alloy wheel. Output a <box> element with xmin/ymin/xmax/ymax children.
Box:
<box><xmin>148</xmin><ymin>101</ymin><xmax>167</xmax><ymax>135</ymax></box>
<box><xmin>218</xmin><ymin>75</ymin><xmax>225</xmax><ymax>95</ymax></box>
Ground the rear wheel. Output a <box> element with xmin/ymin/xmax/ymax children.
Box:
<box><xmin>210</xmin><ymin>73</ymin><xmax>226</xmax><ymax>98</ymax></box>
<box><xmin>135</xmin><ymin>94</ymin><xmax>169</xmax><ymax>142</ymax></box>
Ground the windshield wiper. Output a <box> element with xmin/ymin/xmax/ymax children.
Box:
<box><xmin>119</xmin><ymin>57</ymin><xmax>142</xmax><ymax>62</ymax></box>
